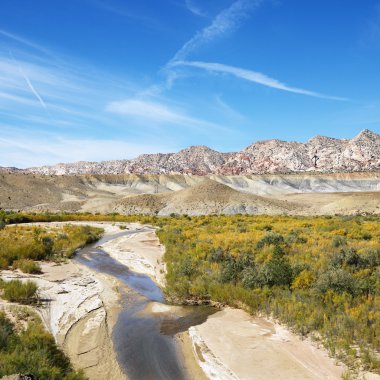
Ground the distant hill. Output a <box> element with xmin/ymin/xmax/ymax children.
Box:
<box><xmin>1</xmin><ymin>129</ymin><xmax>379</xmax><ymax>175</ymax></box>
<box><xmin>112</xmin><ymin>179</ymin><xmax>296</xmax><ymax>215</ymax></box>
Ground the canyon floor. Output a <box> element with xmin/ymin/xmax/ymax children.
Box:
<box><xmin>0</xmin><ymin>172</ymin><xmax>379</xmax><ymax>216</ymax></box>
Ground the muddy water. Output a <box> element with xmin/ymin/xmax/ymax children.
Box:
<box><xmin>76</xmin><ymin>229</ymin><xmax>214</xmax><ymax>380</ymax></box>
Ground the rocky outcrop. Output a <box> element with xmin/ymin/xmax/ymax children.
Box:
<box><xmin>219</xmin><ymin>129</ymin><xmax>380</xmax><ymax>174</ymax></box>
<box><xmin>2</xmin><ymin>129</ymin><xmax>379</xmax><ymax>175</ymax></box>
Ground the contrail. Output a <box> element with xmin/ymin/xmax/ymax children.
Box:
<box><xmin>9</xmin><ymin>50</ymin><xmax>47</xmax><ymax>109</ymax></box>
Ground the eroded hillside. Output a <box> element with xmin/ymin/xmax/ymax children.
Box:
<box><xmin>0</xmin><ymin>172</ymin><xmax>379</xmax><ymax>216</ymax></box>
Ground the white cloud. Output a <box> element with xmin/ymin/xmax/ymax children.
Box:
<box><xmin>170</xmin><ymin>0</ymin><xmax>262</xmax><ymax>62</ymax></box>
<box><xmin>0</xmin><ymin>129</ymin><xmax>175</xmax><ymax>168</ymax></box>
<box><xmin>171</xmin><ymin>60</ymin><xmax>348</xmax><ymax>101</ymax></box>
<box><xmin>0</xmin><ymin>29</ymin><xmax>52</xmax><ymax>57</ymax></box>
<box><xmin>185</xmin><ymin>0</ymin><xmax>206</xmax><ymax>17</ymax></box>
<box><xmin>106</xmin><ymin>98</ymin><xmax>228</xmax><ymax>131</ymax></box>
<box><xmin>215</xmin><ymin>95</ymin><xmax>246</xmax><ymax>120</ymax></box>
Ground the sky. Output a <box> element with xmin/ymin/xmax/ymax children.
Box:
<box><xmin>1</xmin><ymin>0</ymin><xmax>380</xmax><ymax>167</ymax></box>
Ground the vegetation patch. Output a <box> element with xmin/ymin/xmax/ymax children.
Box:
<box><xmin>0</xmin><ymin>309</ymin><xmax>86</xmax><ymax>379</ymax></box>
<box><xmin>0</xmin><ymin>280</ymin><xmax>38</xmax><ymax>304</ymax></box>
<box><xmin>0</xmin><ymin>211</ymin><xmax>379</xmax><ymax>373</ymax></box>
<box><xmin>153</xmin><ymin>215</ymin><xmax>380</xmax><ymax>373</ymax></box>
<box><xmin>0</xmin><ymin>216</ymin><xmax>103</xmax><ymax>377</ymax></box>
<box><xmin>0</xmin><ymin>221</ymin><xmax>103</xmax><ymax>271</ymax></box>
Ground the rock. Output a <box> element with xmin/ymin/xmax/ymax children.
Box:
<box><xmin>3</xmin><ymin>129</ymin><xmax>378</xmax><ymax>175</ymax></box>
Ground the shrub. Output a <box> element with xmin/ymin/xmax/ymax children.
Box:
<box><xmin>208</xmin><ymin>247</ymin><xmax>225</xmax><ymax>262</ymax></box>
<box><xmin>256</xmin><ymin>232</ymin><xmax>284</xmax><ymax>249</ymax></box>
<box><xmin>0</xmin><ymin>312</ymin><xmax>86</xmax><ymax>379</ymax></box>
<box><xmin>220</xmin><ymin>260</ymin><xmax>240</xmax><ymax>284</ymax></box>
<box><xmin>241</xmin><ymin>267</ymin><xmax>259</xmax><ymax>289</ymax></box>
<box><xmin>361</xmin><ymin>249</ymin><xmax>380</xmax><ymax>268</ymax></box>
<box><xmin>362</xmin><ymin>232</ymin><xmax>372</xmax><ymax>241</ymax></box>
<box><xmin>259</xmin><ymin>256</ymin><xmax>293</xmax><ymax>287</ymax></box>
<box><xmin>332</xmin><ymin>235</ymin><xmax>347</xmax><ymax>247</ymax></box>
<box><xmin>177</xmin><ymin>256</ymin><xmax>196</xmax><ymax>278</ymax></box>
<box><xmin>314</xmin><ymin>269</ymin><xmax>356</xmax><ymax>295</ymax></box>
<box><xmin>1</xmin><ymin>280</ymin><xmax>38</xmax><ymax>304</ymax></box>
<box><xmin>12</xmin><ymin>259</ymin><xmax>41</xmax><ymax>274</ymax></box>
<box><xmin>0</xmin><ymin>312</ymin><xmax>13</xmax><ymax>350</ymax></box>
<box><xmin>292</xmin><ymin>270</ymin><xmax>315</xmax><ymax>290</ymax></box>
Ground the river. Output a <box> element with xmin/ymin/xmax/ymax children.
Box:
<box><xmin>75</xmin><ymin>228</ymin><xmax>214</xmax><ymax>380</ymax></box>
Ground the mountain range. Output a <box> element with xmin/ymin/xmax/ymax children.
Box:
<box><xmin>2</xmin><ymin>129</ymin><xmax>379</xmax><ymax>175</ymax></box>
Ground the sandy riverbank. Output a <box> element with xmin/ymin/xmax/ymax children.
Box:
<box><xmin>187</xmin><ymin>307</ymin><xmax>347</xmax><ymax>380</ymax></box>
<box><xmin>101</xmin><ymin>224</ymin><xmax>166</xmax><ymax>287</ymax></box>
<box><xmin>0</xmin><ymin>222</ymin><xmax>128</xmax><ymax>379</ymax></box>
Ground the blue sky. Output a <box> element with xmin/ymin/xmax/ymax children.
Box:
<box><xmin>1</xmin><ymin>0</ymin><xmax>380</xmax><ymax>167</ymax></box>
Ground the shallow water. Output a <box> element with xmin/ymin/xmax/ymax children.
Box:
<box><xmin>76</xmin><ymin>228</ymin><xmax>214</xmax><ymax>380</ymax></box>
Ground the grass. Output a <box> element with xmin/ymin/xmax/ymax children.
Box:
<box><xmin>0</xmin><ymin>280</ymin><xmax>38</xmax><ymax>304</ymax></box>
<box><xmin>12</xmin><ymin>259</ymin><xmax>41</xmax><ymax>274</ymax></box>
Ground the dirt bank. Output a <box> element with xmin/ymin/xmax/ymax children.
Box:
<box><xmin>0</xmin><ymin>222</ymin><xmax>128</xmax><ymax>379</ymax></box>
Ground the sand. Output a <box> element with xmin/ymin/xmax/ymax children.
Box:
<box><xmin>101</xmin><ymin>224</ymin><xmax>166</xmax><ymax>287</ymax></box>
<box><xmin>187</xmin><ymin>308</ymin><xmax>346</xmax><ymax>380</ymax></box>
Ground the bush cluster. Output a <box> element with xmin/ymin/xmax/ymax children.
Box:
<box><xmin>0</xmin><ymin>280</ymin><xmax>38</xmax><ymax>304</ymax></box>
<box><xmin>0</xmin><ymin>311</ymin><xmax>86</xmax><ymax>379</ymax></box>
<box><xmin>155</xmin><ymin>214</ymin><xmax>380</xmax><ymax>372</ymax></box>
<box><xmin>0</xmin><ymin>224</ymin><xmax>103</xmax><ymax>271</ymax></box>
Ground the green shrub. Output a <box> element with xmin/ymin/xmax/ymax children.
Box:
<box><xmin>332</xmin><ymin>235</ymin><xmax>346</xmax><ymax>247</ymax></box>
<box><xmin>256</xmin><ymin>232</ymin><xmax>284</xmax><ymax>249</ymax></box>
<box><xmin>1</xmin><ymin>280</ymin><xmax>38</xmax><ymax>304</ymax></box>
<box><xmin>259</xmin><ymin>255</ymin><xmax>293</xmax><ymax>287</ymax></box>
<box><xmin>12</xmin><ymin>259</ymin><xmax>41</xmax><ymax>274</ymax></box>
<box><xmin>241</xmin><ymin>267</ymin><xmax>259</xmax><ymax>289</ymax></box>
<box><xmin>314</xmin><ymin>269</ymin><xmax>356</xmax><ymax>295</ymax></box>
<box><xmin>0</xmin><ymin>312</ymin><xmax>14</xmax><ymax>350</ymax></box>
<box><xmin>0</xmin><ymin>312</ymin><xmax>87</xmax><ymax>379</ymax></box>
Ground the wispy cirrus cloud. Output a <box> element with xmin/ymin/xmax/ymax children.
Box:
<box><xmin>163</xmin><ymin>0</ymin><xmax>346</xmax><ymax>101</ymax></box>
<box><xmin>106</xmin><ymin>98</ymin><xmax>228</xmax><ymax>132</ymax></box>
<box><xmin>0</xmin><ymin>29</ymin><xmax>52</xmax><ymax>57</ymax></box>
<box><xmin>169</xmin><ymin>0</ymin><xmax>262</xmax><ymax>63</ymax></box>
<box><xmin>0</xmin><ymin>28</ymin><xmax>232</xmax><ymax>168</ymax></box>
<box><xmin>170</xmin><ymin>60</ymin><xmax>348</xmax><ymax>101</ymax></box>
<box><xmin>0</xmin><ymin>127</ymin><xmax>174</xmax><ymax>167</ymax></box>
<box><xmin>185</xmin><ymin>0</ymin><xmax>206</xmax><ymax>17</ymax></box>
